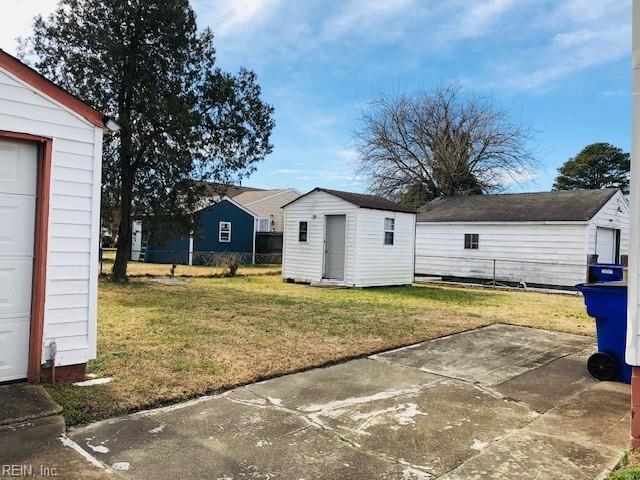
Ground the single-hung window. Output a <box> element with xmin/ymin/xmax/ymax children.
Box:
<box><xmin>219</xmin><ymin>221</ymin><xmax>231</xmax><ymax>243</ymax></box>
<box><xmin>384</xmin><ymin>218</ymin><xmax>395</xmax><ymax>245</ymax></box>
<box><xmin>298</xmin><ymin>221</ymin><xmax>308</xmax><ymax>242</ymax></box>
<box><xmin>464</xmin><ymin>233</ymin><xmax>479</xmax><ymax>249</ymax></box>
<box><xmin>256</xmin><ymin>218</ymin><xmax>270</xmax><ymax>232</ymax></box>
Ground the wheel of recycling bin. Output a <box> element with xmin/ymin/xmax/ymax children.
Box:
<box><xmin>587</xmin><ymin>352</ymin><xmax>618</xmax><ymax>381</ymax></box>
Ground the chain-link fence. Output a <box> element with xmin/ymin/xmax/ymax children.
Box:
<box><xmin>415</xmin><ymin>253</ymin><xmax>624</xmax><ymax>289</ymax></box>
<box><xmin>100</xmin><ymin>248</ymin><xmax>282</xmax><ymax>277</ymax></box>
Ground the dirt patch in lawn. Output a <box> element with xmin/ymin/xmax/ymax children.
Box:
<box><xmin>48</xmin><ymin>275</ymin><xmax>592</xmax><ymax>425</ymax></box>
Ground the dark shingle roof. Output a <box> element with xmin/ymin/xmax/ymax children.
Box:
<box><xmin>282</xmin><ymin>188</ymin><xmax>416</xmax><ymax>213</ymax></box>
<box><xmin>417</xmin><ymin>189</ymin><xmax>620</xmax><ymax>223</ymax></box>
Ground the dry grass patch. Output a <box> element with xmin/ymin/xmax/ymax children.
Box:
<box><xmin>100</xmin><ymin>256</ymin><xmax>281</xmax><ymax>277</ymax></box>
<box><xmin>48</xmin><ymin>275</ymin><xmax>592</xmax><ymax>425</ymax></box>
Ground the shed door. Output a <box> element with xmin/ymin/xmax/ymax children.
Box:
<box><xmin>131</xmin><ymin>220</ymin><xmax>142</xmax><ymax>261</ymax></box>
<box><xmin>0</xmin><ymin>140</ymin><xmax>37</xmax><ymax>382</ymax></box>
<box><xmin>596</xmin><ymin>227</ymin><xmax>616</xmax><ymax>264</ymax></box>
<box><xmin>324</xmin><ymin>215</ymin><xmax>346</xmax><ymax>281</ymax></box>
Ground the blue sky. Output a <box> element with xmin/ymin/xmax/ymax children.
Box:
<box><xmin>2</xmin><ymin>0</ymin><xmax>632</xmax><ymax>194</ymax></box>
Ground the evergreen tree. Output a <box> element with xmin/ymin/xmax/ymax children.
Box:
<box><xmin>21</xmin><ymin>0</ymin><xmax>275</xmax><ymax>282</ymax></box>
<box><xmin>553</xmin><ymin>143</ymin><xmax>629</xmax><ymax>192</ymax></box>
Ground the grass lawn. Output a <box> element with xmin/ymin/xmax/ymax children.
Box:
<box><xmin>609</xmin><ymin>452</ymin><xmax>640</xmax><ymax>479</ymax></box>
<box><xmin>100</xmin><ymin>254</ymin><xmax>281</xmax><ymax>277</ymax></box>
<box><xmin>48</xmin><ymin>274</ymin><xmax>593</xmax><ymax>425</ymax></box>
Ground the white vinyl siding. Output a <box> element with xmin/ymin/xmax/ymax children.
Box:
<box><xmin>586</xmin><ymin>191</ymin><xmax>629</xmax><ymax>261</ymax></box>
<box><xmin>282</xmin><ymin>190</ymin><xmax>415</xmax><ymax>287</ymax></box>
<box><xmin>0</xmin><ymin>67</ymin><xmax>103</xmax><ymax>367</ymax></box>
<box><xmin>415</xmin><ymin>222</ymin><xmax>589</xmax><ymax>287</ymax></box>
<box><xmin>415</xmin><ymin>192</ymin><xmax>630</xmax><ymax>288</ymax></box>
<box><xmin>235</xmin><ymin>189</ymin><xmax>300</xmax><ymax>232</ymax></box>
<box><xmin>283</xmin><ymin>191</ymin><xmax>358</xmax><ymax>285</ymax></box>
<box><xmin>354</xmin><ymin>209</ymin><xmax>415</xmax><ymax>287</ymax></box>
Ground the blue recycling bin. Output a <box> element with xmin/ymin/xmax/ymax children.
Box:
<box><xmin>576</xmin><ymin>281</ymin><xmax>631</xmax><ymax>384</ymax></box>
<box><xmin>589</xmin><ymin>263</ymin><xmax>624</xmax><ymax>282</ymax></box>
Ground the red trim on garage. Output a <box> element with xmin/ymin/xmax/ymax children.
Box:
<box><xmin>0</xmin><ymin>130</ymin><xmax>52</xmax><ymax>383</ymax></box>
<box><xmin>0</xmin><ymin>50</ymin><xmax>105</xmax><ymax>128</ymax></box>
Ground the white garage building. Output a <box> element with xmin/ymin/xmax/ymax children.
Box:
<box><xmin>415</xmin><ymin>189</ymin><xmax>629</xmax><ymax>288</ymax></box>
<box><xmin>0</xmin><ymin>50</ymin><xmax>116</xmax><ymax>383</ymax></box>
<box><xmin>282</xmin><ymin>188</ymin><xmax>416</xmax><ymax>287</ymax></box>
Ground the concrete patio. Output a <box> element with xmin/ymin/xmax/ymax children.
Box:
<box><xmin>60</xmin><ymin>325</ymin><xmax>630</xmax><ymax>478</ymax></box>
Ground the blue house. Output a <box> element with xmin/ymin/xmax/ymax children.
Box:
<box><xmin>145</xmin><ymin>197</ymin><xmax>257</xmax><ymax>264</ymax></box>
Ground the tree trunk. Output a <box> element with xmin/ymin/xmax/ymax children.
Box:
<box><xmin>112</xmin><ymin>140</ymin><xmax>133</xmax><ymax>283</ymax></box>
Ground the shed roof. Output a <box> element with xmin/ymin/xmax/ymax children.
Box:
<box><xmin>0</xmin><ymin>49</ymin><xmax>116</xmax><ymax>130</ymax></box>
<box><xmin>417</xmin><ymin>189</ymin><xmax>620</xmax><ymax>223</ymax></box>
<box><xmin>283</xmin><ymin>187</ymin><xmax>416</xmax><ymax>213</ymax></box>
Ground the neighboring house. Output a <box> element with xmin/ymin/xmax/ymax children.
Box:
<box><xmin>132</xmin><ymin>185</ymin><xmax>299</xmax><ymax>262</ymax></box>
<box><xmin>233</xmin><ymin>188</ymin><xmax>300</xmax><ymax>232</ymax></box>
<box><xmin>415</xmin><ymin>189</ymin><xmax>629</xmax><ymax>288</ymax></box>
<box><xmin>0</xmin><ymin>50</ymin><xmax>117</xmax><ymax>383</ymax></box>
<box><xmin>143</xmin><ymin>197</ymin><xmax>258</xmax><ymax>264</ymax></box>
<box><xmin>281</xmin><ymin>188</ymin><xmax>416</xmax><ymax>287</ymax></box>
<box><xmin>193</xmin><ymin>182</ymin><xmax>264</xmax><ymax>211</ymax></box>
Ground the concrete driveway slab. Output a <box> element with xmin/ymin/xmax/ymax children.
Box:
<box><xmin>374</xmin><ymin>324</ymin><xmax>594</xmax><ymax>385</ymax></box>
<box><xmin>439</xmin><ymin>430</ymin><xmax>622</xmax><ymax>480</ymax></box>
<box><xmin>66</xmin><ymin>325</ymin><xmax>626</xmax><ymax>479</ymax></box>
<box><xmin>0</xmin><ymin>416</ymin><xmax>110</xmax><ymax>479</ymax></box>
<box><xmin>494</xmin><ymin>354</ymin><xmax>595</xmax><ymax>412</ymax></box>
<box><xmin>530</xmin><ymin>382</ymin><xmax>630</xmax><ymax>450</ymax></box>
<box><xmin>71</xmin><ymin>391</ymin><xmax>417</xmax><ymax>479</ymax></box>
<box><xmin>245</xmin><ymin>357</ymin><xmax>441</xmax><ymax>411</ymax></box>
<box><xmin>310</xmin><ymin>378</ymin><xmax>535</xmax><ymax>477</ymax></box>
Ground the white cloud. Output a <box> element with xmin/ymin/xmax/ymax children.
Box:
<box><xmin>193</xmin><ymin>0</ymin><xmax>281</xmax><ymax>39</ymax></box>
<box><xmin>333</xmin><ymin>147</ymin><xmax>358</xmax><ymax>163</ymax></box>
<box><xmin>452</xmin><ymin>0</ymin><xmax>517</xmax><ymax>40</ymax></box>
<box><xmin>321</xmin><ymin>0</ymin><xmax>416</xmax><ymax>38</ymax></box>
<box><xmin>499</xmin><ymin>23</ymin><xmax>630</xmax><ymax>91</ymax></box>
<box><xmin>0</xmin><ymin>0</ymin><xmax>57</xmax><ymax>54</ymax></box>
<box><xmin>274</xmin><ymin>167</ymin><xmax>359</xmax><ymax>183</ymax></box>
<box><xmin>550</xmin><ymin>0</ymin><xmax>628</xmax><ymax>25</ymax></box>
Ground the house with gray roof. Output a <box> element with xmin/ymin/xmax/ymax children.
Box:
<box><xmin>415</xmin><ymin>189</ymin><xmax>629</xmax><ymax>288</ymax></box>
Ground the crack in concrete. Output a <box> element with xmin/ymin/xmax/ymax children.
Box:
<box><xmin>371</xmin><ymin>350</ymin><xmax>545</xmax><ymax>416</ymax></box>
<box><xmin>234</xmin><ymin>386</ymin><xmax>436</xmax><ymax>478</ymax></box>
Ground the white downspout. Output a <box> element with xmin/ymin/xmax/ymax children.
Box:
<box><xmin>627</xmin><ymin>0</ymin><xmax>640</xmax><ymax>450</ymax></box>
<box><xmin>628</xmin><ymin>0</ymin><xmax>640</xmax><ymax>367</ymax></box>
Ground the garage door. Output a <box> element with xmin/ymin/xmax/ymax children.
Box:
<box><xmin>596</xmin><ymin>227</ymin><xmax>616</xmax><ymax>264</ymax></box>
<box><xmin>0</xmin><ymin>139</ymin><xmax>37</xmax><ymax>382</ymax></box>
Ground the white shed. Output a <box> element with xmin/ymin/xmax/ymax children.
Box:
<box><xmin>281</xmin><ymin>188</ymin><xmax>416</xmax><ymax>287</ymax></box>
<box><xmin>0</xmin><ymin>50</ymin><xmax>117</xmax><ymax>383</ymax></box>
<box><xmin>415</xmin><ymin>189</ymin><xmax>629</xmax><ymax>288</ymax></box>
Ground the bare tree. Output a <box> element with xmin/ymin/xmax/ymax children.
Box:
<box><xmin>354</xmin><ymin>84</ymin><xmax>536</xmax><ymax>206</ymax></box>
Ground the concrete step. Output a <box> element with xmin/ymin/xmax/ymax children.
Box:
<box><xmin>0</xmin><ymin>414</ymin><xmax>66</xmax><ymax>463</ymax></box>
<box><xmin>0</xmin><ymin>383</ymin><xmax>62</xmax><ymax>426</ymax></box>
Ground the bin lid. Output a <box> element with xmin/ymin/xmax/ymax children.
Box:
<box><xmin>576</xmin><ymin>280</ymin><xmax>627</xmax><ymax>289</ymax></box>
